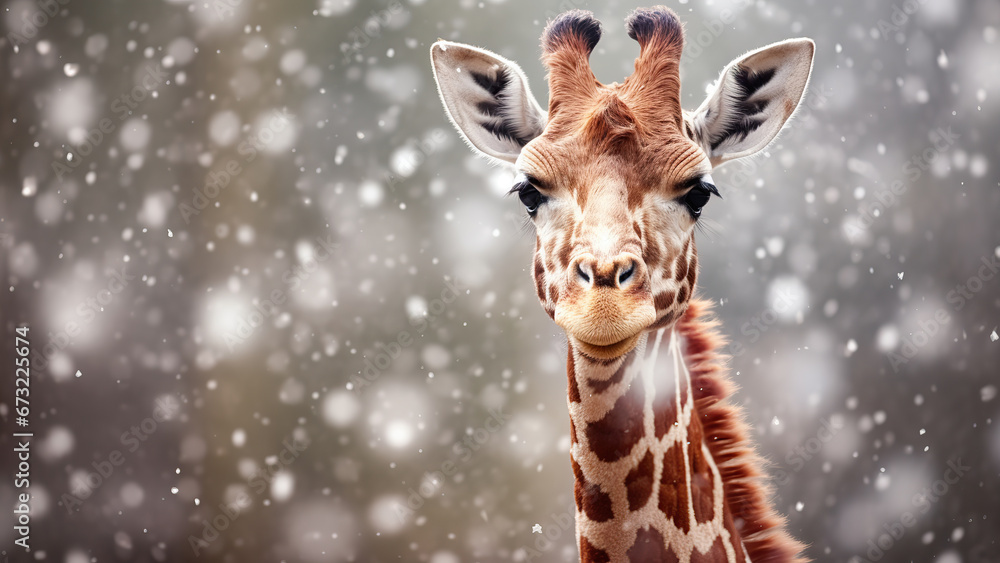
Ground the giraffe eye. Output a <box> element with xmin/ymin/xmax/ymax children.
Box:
<box><xmin>682</xmin><ymin>176</ymin><xmax>719</xmax><ymax>218</ymax></box>
<box><xmin>511</xmin><ymin>174</ymin><xmax>547</xmax><ymax>216</ymax></box>
<box><xmin>519</xmin><ymin>185</ymin><xmax>544</xmax><ymax>214</ymax></box>
<box><xmin>684</xmin><ymin>186</ymin><xmax>711</xmax><ymax>217</ymax></box>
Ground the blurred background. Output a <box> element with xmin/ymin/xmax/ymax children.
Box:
<box><xmin>1</xmin><ymin>0</ymin><xmax>998</xmax><ymax>561</ymax></box>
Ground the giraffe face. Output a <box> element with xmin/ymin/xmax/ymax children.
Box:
<box><xmin>515</xmin><ymin>121</ymin><xmax>713</xmax><ymax>360</ymax></box>
<box><xmin>431</xmin><ymin>8</ymin><xmax>815</xmax><ymax>360</ymax></box>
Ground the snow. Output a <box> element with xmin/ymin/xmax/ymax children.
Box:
<box><xmin>270</xmin><ymin>471</ymin><xmax>295</xmax><ymax>502</ymax></box>
<box><xmin>208</xmin><ymin>111</ymin><xmax>242</xmax><ymax>146</ymax></box>
<box><xmin>322</xmin><ymin>391</ymin><xmax>361</xmax><ymax>428</ymax></box>
<box><xmin>384</xmin><ymin>420</ymin><xmax>414</xmax><ymax>448</ymax></box>
<box><xmin>317</xmin><ymin>0</ymin><xmax>356</xmax><ymax>17</ymax></box>
<box><xmin>2</xmin><ymin>2</ymin><xmax>995</xmax><ymax>562</ymax></box>
<box><xmin>876</xmin><ymin>324</ymin><xmax>900</xmax><ymax>352</ymax></box>
<box><xmin>121</xmin><ymin>482</ymin><xmax>145</xmax><ymax>507</ymax></box>
<box><xmin>279</xmin><ymin>50</ymin><xmax>308</xmax><ymax>75</ymax></box>
<box><xmin>38</xmin><ymin>426</ymin><xmax>75</xmax><ymax>461</ymax></box>
<box><xmin>358</xmin><ymin>180</ymin><xmax>385</xmax><ymax>207</ymax></box>
<box><xmin>368</xmin><ymin>494</ymin><xmax>408</xmax><ymax>534</ymax></box>
<box><xmin>982</xmin><ymin>386</ymin><xmax>998</xmax><ymax>402</ymax></box>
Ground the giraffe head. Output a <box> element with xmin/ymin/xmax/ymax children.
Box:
<box><xmin>431</xmin><ymin>7</ymin><xmax>814</xmax><ymax>360</ymax></box>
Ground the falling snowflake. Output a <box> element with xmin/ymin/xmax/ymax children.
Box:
<box><xmin>982</xmin><ymin>386</ymin><xmax>997</xmax><ymax>402</ymax></box>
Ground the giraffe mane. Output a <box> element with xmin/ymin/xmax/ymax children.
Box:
<box><xmin>678</xmin><ymin>298</ymin><xmax>809</xmax><ymax>563</ymax></box>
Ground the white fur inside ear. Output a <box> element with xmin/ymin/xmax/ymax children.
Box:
<box><xmin>688</xmin><ymin>38</ymin><xmax>815</xmax><ymax>168</ymax></box>
<box><xmin>430</xmin><ymin>40</ymin><xmax>547</xmax><ymax>165</ymax></box>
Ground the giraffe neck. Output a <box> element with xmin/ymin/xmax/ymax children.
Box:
<box><xmin>566</xmin><ymin>328</ymin><xmax>748</xmax><ymax>563</ymax></box>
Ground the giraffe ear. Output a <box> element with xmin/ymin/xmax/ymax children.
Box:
<box><xmin>687</xmin><ymin>38</ymin><xmax>814</xmax><ymax>167</ymax></box>
<box><xmin>430</xmin><ymin>40</ymin><xmax>547</xmax><ymax>165</ymax></box>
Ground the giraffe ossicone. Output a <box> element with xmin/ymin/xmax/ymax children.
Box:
<box><xmin>430</xmin><ymin>6</ymin><xmax>814</xmax><ymax>562</ymax></box>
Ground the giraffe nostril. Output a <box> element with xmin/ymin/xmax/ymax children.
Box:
<box><xmin>577</xmin><ymin>263</ymin><xmax>591</xmax><ymax>284</ymax></box>
<box><xmin>618</xmin><ymin>261</ymin><xmax>635</xmax><ymax>285</ymax></box>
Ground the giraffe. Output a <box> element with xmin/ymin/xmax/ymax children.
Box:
<box><xmin>430</xmin><ymin>6</ymin><xmax>814</xmax><ymax>562</ymax></box>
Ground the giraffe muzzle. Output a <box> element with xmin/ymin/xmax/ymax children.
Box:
<box><xmin>554</xmin><ymin>283</ymin><xmax>657</xmax><ymax>359</ymax></box>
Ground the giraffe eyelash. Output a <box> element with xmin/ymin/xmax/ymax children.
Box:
<box><xmin>508</xmin><ymin>173</ymin><xmax>545</xmax><ymax>194</ymax></box>
<box><xmin>701</xmin><ymin>174</ymin><xmax>720</xmax><ymax>198</ymax></box>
